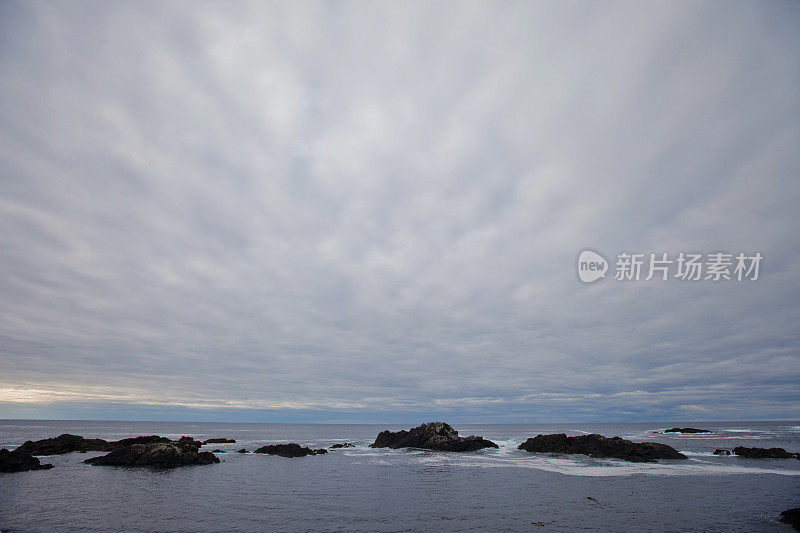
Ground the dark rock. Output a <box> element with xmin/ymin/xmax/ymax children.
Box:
<box><xmin>111</xmin><ymin>436</ymin><xmax>170</xmax><ymax>447</ymax></box>
<box><xmin>732</xmin><ymin>446</ymin><xmax>800</xmax><ymax>459</ymax></box>
<box><xmin>236</xmin><ymin>448</ymin><xmax>248</xmax><ymax>453</ymax></box>
<box><xmin>203</xmin><ymin>438</ymin><xmax>236</xmax><ymax>444</ymax></box>
<box><xmin>517</xmin><ymin>433</ymin><xmax>686</xmax><ymax>463</ymax></box>
<box><xmin>14</xmin><ymin>434</ymin><xmax>111</xmax><ymax>455</ymax></box>
<box><xmin>663</xmin><ymin>427</ymin><xmax>710</xmax><ymax>433</ymax></box>
<box><xmin>780</xmin><ymin>508</ymin><xmax>800</xmax><ymax>531</ymax></box>
<box><xmin>14</xmin><ymin>434</ymin><xmax>174</xmax><ymax>456</ymax></box>
<box><xmin>253</xmin><ymin>443</ymin><xmax>323</xmax><ymax>457</ymax></box>
<box><xmin>211</xmin><ymin>449</ymin><xmax>225</xmax><ymax>453</ymax></box>
<box><xmin>84</xmin><ymin>441</ymin><xmax>219</xmax><ymax>468</ymax></box>
<box><xmin>370</xmin><ymin>422</ymin><xmax>498</xmax><ymax>452</ymax></box>
<box><xmin>0</xmin><ymin>448</ymin><xmax>54</xmax><ymax>473</ymax></box>
<box><xmin>313</xmin><ymin>449</ymin><xmax>328</xmax><ymax>454</ymax></box>
<box><xmin>177</xmin><ymin>436</ymin><xmax>202</xmax><ymax>447</ymax></box>
<box><xmin>713</xmin><ymin>449</ymin><xmax>731</xmax><ymax>455</ymax></box>
<box><xmin>330</xmin><ymin>443</ymin><xmax>355</xmax><ymax>449</ymax></box>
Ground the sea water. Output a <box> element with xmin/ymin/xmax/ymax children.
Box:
<box><xmin>1</xmin><ymin>420</ymin><xmax>799</xmax><ymax>532</ymax></box>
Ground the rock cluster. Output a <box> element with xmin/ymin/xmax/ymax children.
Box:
<box><xmin>713</xmin><ymin>449</ymin><xmax>731</xmax><ymax>455</ymax></box>
<box><xmin>517</xmin><ymin>433</ymin><xmax>686</xmax><ymax>463</ymax></box>
<box><xmin>84</xmin><ymin>438</ymin><xmax>219</xmax><ymax>468</ymax></box>
<box><xmin>732</xmin><ymin>446</ymin><xmax>800</xmax><ymax>459</ymax></box>
<box><xmin>371</xmin><ymin>422</ymin><xmax>498</xmax><ymax>452</ymax></box>
<box><xmin>330</xmin><ymin>443</ymin><xmax>355</xmax><ymax>449</ymax></box>
<box><xmin>253</xmin><ymin>443</ymin><xmax>327</xmax><ymax>457</ymax></box>
<box><xmin>0</xmin><ymin>448</ymin><xmax>54</xmax><ymax>473</ymax></box>
<box><xmin>13</xmin><ymin>434</ymin><xmax>170</xmax><ymax>455</ymax></box>
<box><xmin>663</xmin><ymin>427</ymin><xmax>710</xmax><ymax>433</ymax></box>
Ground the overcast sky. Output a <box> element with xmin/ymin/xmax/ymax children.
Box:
<box><xmin>1</xmin><ymin>0</ymin><xmax>798</xmax><ymax>423</ymax></box>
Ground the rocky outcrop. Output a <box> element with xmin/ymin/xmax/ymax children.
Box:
<box><xmin>203</xmin><ymin>438</ymin><xmax>236</xmax><ymax>444</ymax></box>
<box><xmin>0</xmin><ymin>448</ymin><xmax>54</xmax><ymax>473</ymax></box>
<box><xmin>176</xmin><ymin>436</ymin><xmax>203</xmax><ymax>447</ymax></box>
<box><xmin>211</xmin><ymin>449</ymin><xmax>225</xmax><ymax>453</ymax></box>
<box><xmin>236</xmin><ymin>448</ymin><xmax>248</xmax><ymax>453</ymax></box>
<box><xmin>663</xmin><ymin>427</ymin><xmax>710</xmax><ymax>433</ymax></box>
<box><xmin>370</xmin><ymin>422</ymin><xmax>498</xmax><ymax>452</ymax></box>
<box><xmin>713</xmin><ymin>449</ymin><xmax>731</xmax><ymax>455</ymax></box>
<box><xmin>732</xmin><ymin>446</ymin><xmax>800</xmax><ymax>459</ymax></box>
<box><xmin>13</xmin><ymin>434</ymin><xmax>171</xmax><ymax>455</ymax></box>
<box><xmin>330</xmin><ymin>443</ymin><xmax>355</xmax><ymax>449</ymax></box>
<box><xmin>112</xmin><ymin>436</ymin><xmax>170</xmax><ymax>447</ymax></box>
<box><xmin>84</xmin><ymin>439</ymin><xmax>219</xmax><ymax>468</ymax></box>
<box><xmin>780</xmin><ymin>508</ymin><xmax>800</xmax><ymax>531</ymax></box>
<box><xmin>517</xmin><ymin>434</ymin><xmax>686</xmax><ymax>463</ymax></box>
<box><xmin>253</xmin><ymin>443</ymin><xmax>326</xmax><ymax>457</ymax></box>
<box><xmin>14</xmin><ymin>434</ymin><xmax>111</xmax><ymax>455</ymax></box>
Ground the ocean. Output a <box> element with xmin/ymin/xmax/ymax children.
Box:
<box><xmin>1</xmin><ymin>420</ymin><xmax>799</xmax><ymax>532</ymax></box>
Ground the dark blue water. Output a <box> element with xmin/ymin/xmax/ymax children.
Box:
<box><xmin>1</xmin><ymin>420</ymin><xmax>799</xmax><ymax>532</ymax></box>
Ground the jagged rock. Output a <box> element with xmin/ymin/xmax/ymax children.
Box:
<box><xmin>780</xmin><ymin>508</ymin><xmax>800</xmax><ymax>531</ymax></box>
<box><xmin>176</xmin><ymin>436</ymin><xmax>202</xmax><ymax>447</ymax></box>
<box><xmin>0</xmin><ymin>449</ymin><xmax>54</xmax><ymax>473</ymax></box>
<box><xmin>663</xmin><ymin>427</ymin><xmax>710</xmax><ymax>433</ymax></box>
<box><xmin>517</xmin><ymin>433</ymin><xmax>686</xmax><ymax>463</ymax></box>
<box><xmin>13</xmin><ymin>434</ymin><xmax>172</xmax><ymax>456</ymax></box>
<box><xmin>370</xmin><ymin>422</ymin><xmax>498</xmax><ymax>452</ymax></box>
<box><xmin>112</xmin><ymin>436</ymin><xmax>170</xmax><ymax>447</ymax></box>
<box><xmin>253</xmin><ymin>443</ymin><xmax>324</xmax><ymax>457</ymax></box>
<box><xmin>211</xmin><ymin>449</ymin><xmax>225</xmax><ymax>453</ymax></box>
<box><xmin>203</xmin><ymin>438</ymin><xmax>236</xmax><ymax>444</ymax></box>
<box><xmin>236</xmin><ymin>448</ymin><xmax>248</xmax><ymax>453</ymax></box>
<box><xmin>732</xmin><ymin>446</ymin><xmax>800</xmax><ymax>459</ymax></box>
<box><xmin>313</xmin><ymin>448</ymin><xmax>327</xmax><ymax>454</ymax></box>
<box><xmin>14</xmin><ymin>434</ymin><xmax>111</xmax><ymax>455</ymax></box>
<box><xmin>330</xmin><ymin>443</ymin><xmax>355</xmax><ymax>449</ymax></box>
<box><xmin>713</xmin><ymin>449</ymin><xmax>731</xmax><ymax>455</ymax></box>
<box><xmin>84</xmin><ymin>441</ymin><xmax>219</xmax><ymax>468</ymax></box>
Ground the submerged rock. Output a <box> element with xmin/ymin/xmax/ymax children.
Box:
<box><xmin>203</xmin><ymin>438</ymin><xmax>236</xmax><ymax>444</ymax></box>
<box><xmin>713</xmin><ymin>449</ymin><xmax>731</xmax><ymax>455</ymax></box>
<box><xmin>732</xmin><ymin>446</ymin><xmax>799</xmax><ymax>459</ymax></box>
<box><xmin>330</xmin><ymin>443</ymin><xmax>355</xmax><ymax>449</ymax></box>
<box><xmin>517</xmin><ymin>433</ymin><xmax>686</xmax><ymax>463</ymax></box>
<box><xmin>84</xmin><ymin>440</ymin><xmax>219</xmax><ymax>468</ymax></box>
<box><xmin>211</xmin><ymin>449</ymin><xmax>226</xmax><ymax>453</ymax></box>
<box><xmin>236</xmin><ymin>448</ymin><xmax>249</xmax><ymax>453</ymax></box>
<box><xmin>253</xmin><ymin>443</ymin><xmax>324</xmax><ymax>457</ymax></box>
<box><xmin>0</xmin><ymin>449</ymin><xmax>54</xmax><ymax>473</ymax></box>
<box><xmin>780</xmin><ymin>508</ymin><xmax>800</xmax><ymax>531</ymax></box>
<box><xmin>663</xmin><ymin>427</ymin><xmax>710</xmax><ymax>433</ymax></box>
<box><xmin>370</xmin><ymin>422</ymin><xmax>498</xmax><ymax>452</ymax></box>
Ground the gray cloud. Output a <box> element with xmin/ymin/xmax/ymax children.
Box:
<box><xmin>1</xmin><ymin>0</ymin><xmax>798</xmax><ymax>422</ymax></box>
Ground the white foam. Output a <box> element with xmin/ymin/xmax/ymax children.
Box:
<box><xmin>351</xmin><ymin>449</ymin><xmax>800</xmax><ymax>477</ymax></box>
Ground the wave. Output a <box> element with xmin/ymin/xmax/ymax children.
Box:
<box><xmin>346</xmin><ymin>447</ymin><xmax>800</xmax><ymax>477</ymax></box>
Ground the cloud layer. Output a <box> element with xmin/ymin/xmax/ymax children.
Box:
<box><xmin>1</xmin><ymin>0</ymin><xmax>798</xmax><ymax>422</ymax></box>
